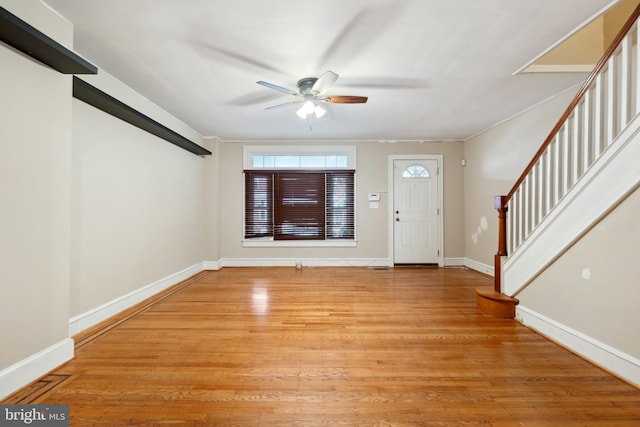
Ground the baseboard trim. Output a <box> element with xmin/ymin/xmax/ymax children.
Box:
<box><xmin>69</xmin><ymin>262</ymin><xmax>204</xmax><ymax>336</ymax></box>
<box><xmin>516</xmin><ymin>305</ymin><xmax>640</xmax><ymax>388</ymax></box>
<box><xmin>206</xmin><ymin>258</ymin><xmax>473</xmax><ymax>270</ymax></box>
<box><xmin>444</xmin><ymin>257</ymin><xmax>465</xmax><ymax>267</ymax></box>
<box><xmin>209</xmin><ymin>258</ymin><xmax>392</xmax><ymax>268</ymax></box>
<box><xmin>0</xmin><ymin>338</ymin><xmax>74</xmax><ymax>400</ymax></box>
<box><xmin>463</xmin><ymin>258</ymin><xmax>494</xmax><ymax>276</ymax></box>
<box><xmin>202</xmin><ymin>260</ymin><xmax>222</xmax><ymax>270</ymax></box>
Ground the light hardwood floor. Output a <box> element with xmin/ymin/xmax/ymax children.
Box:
<box><xmin>4</xmin><ymin>267</ymin><xmax>640</xmax><ymax>426</ymax></box>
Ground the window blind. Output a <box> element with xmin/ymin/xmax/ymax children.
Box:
<box><xmin>274</xmin><ymin>172</ymin><xmax>325</xmax><ymax>240</ymax></box>
<box><xmin>326</xmin><ymin>171</ymin><xmax>355</xmax><ymax>239</ymax></box>
<box><xmin>244</xmin><ymin>172</ymin><xmax>273</xmax><ymax>238</ymax></box>
<box><xmin>245</xmin><ymin>170</ymin><xmax>354</xmax><ymax>241</ymax></box>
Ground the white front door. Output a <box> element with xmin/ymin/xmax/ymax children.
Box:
<box><xmin>392</xmin><ymin>159</ymin><xmax>440</xmax><ymax>264</ymax></box>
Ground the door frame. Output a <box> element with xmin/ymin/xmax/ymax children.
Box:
<box><xmin>387</xmin><ymin>154</ymin><xmax>444</xmax><ymax>267</ymax></box>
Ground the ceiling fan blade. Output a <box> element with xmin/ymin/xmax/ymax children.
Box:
<box><xmin>336</xmin><ymin>77</ymin><xmax>427</xmax><ymax>89</ymax></box>
<box><xmin>328</xmin><ymin>96</ymin><xmax>368</xmax><ymax>104</ymax></box>
<box><xmin>265</xmin><ymin>101</ymin><xmax>303</xmax><ymax>110</ymax></box>
<box><xmin>194</xmin><ymin>41</ymin><xmax>285</xmax><ymax>74</ymax></box>
<box><xmin>257</xmin><ymin>81</ymin><xmax>300</xmax><ymax>97</ymax></box>
<box><xmin>312</xmin><ymin>71</ymin><xmax>339</xmax><ymax>94</ymax></box>
<box><xmin>317</xmin><ymin>3</ymin><xmax>404</xmax><ymax>70</ymax></box>
<box><xmin>227</xmin><ymin>91</ymin><xmax>285</xmax><ymax>106</ymax></box>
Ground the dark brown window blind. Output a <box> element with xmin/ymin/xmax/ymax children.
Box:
<box><xmin>244</xmin><ymin>170</ymin><xmax>354</xmax><ymax>240</ymax></box>
<box><xmin>244</xmin><ymin>172</ymin><xmax>273</xmax><ymax>238</ymax></box>
<box><xmin>326</xmin><ymin>171</ymin><xmax>355</xmax><ymax>239</ymax></box>
<box><xmin>274</xmin><ymin>172</ymin><xmax>325</xmax><ymax>240</ymax></box>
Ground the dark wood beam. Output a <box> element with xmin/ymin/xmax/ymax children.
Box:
<box><xmin>73</xmin><ymin>77</ymin><xmax>211</xmax><ymax>156</ymax></box>
<box><xmin>0</xmin><ymin>6</ymin><xmax>97</xmax><ymax>74</ymax></box>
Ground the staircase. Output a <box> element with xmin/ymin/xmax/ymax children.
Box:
<box><xmin>478</xmin><ymin>4</ymin><xmax>640</xmax><ymax>317</ymax></box>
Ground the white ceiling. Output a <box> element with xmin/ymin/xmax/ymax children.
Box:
<box><xmin>42</xmin><ymin>0</ymin><xmax>615</xmax><ymax>141</ymax></box>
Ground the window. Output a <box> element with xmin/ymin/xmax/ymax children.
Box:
<box><xmin>402</xmin><ymin>164</ymin><xmax>430</xmax><ymax>178</ymax></box>
<box><xmin>252</xmin><ymin>154</ymin><xmax>349</xmax><ymax>169</ymax></box>
<box><xmin>244</xmin><ymin>172</ymin><xmax>273</xmax><ymax>238</ymax></box>
<box><xmin>243</xmin><ymin>145</ymin><xmax>356</xmax><ymax>245</ymax></box>
<box><xmin>244</xmin><ymin>170</ymin><xmax>354</xmax><ymax>241</ymax></box>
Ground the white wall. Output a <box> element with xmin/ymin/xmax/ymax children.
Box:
<box><xmin>516</xmin><ymin>186</ymin><xmax>640</xmax><ymax>386</ymax></box>
<box><xmin>0</xmin><ymin>0</ymin><xmax>209</xmax><ymax>398</ymax></box>
<box><xmin>463</xmin><ymin>86</ymin><xmax>580</xmax><ymax>270</ymax></box>
<box><xmin>70</xmin><ymin>96</ymin><xmax>206</xmax><ymax>319</ymax></box>
<box><xmin>203</xmin><ymin>138</ymin><xmax>221</xmax><ymax>263</ymax></box>
<box><xmin>518</xmin><ymin>186</ymin><xmax>640</xmax><ymax>357</ymax></box>
<box><xmin>0</xmin><ymin>0</ymin><xmax>74</xmax><ymax>397</ymax></box>
<box><xmin>214</xmin><ymin>140</ymin><xmax>465</xmax><ymax>265</ymax></box>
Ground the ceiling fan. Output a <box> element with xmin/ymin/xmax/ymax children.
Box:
<box><xmin>256</xmin><ymin>71</ymin><xmax>368</xmax><ymax>119</ymax></box>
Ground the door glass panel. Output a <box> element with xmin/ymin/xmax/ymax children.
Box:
<box><xmin>402</xmin><ymin>164</ymin><xmax>430</xmax><ymax>178</ymax></box>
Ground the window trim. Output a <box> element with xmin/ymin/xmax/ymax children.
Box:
<box><xmin>242</xmin><ymin>145</ymin><xmax>357</xmax><ymax>247</ymax></box>
<box><xmin>243</xmin><ymin>145</ymin><xmax>357</xmax><ymax>170</ymax></box>
<box><xmin>243</xmin><ymin>239</ymin><xmax>357</xmax><ymax>248</ymax></box>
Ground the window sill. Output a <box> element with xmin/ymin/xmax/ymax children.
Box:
<box><xmin>242</xmin><ymin>239</ymin><xmax>358</xmax><ymax>248</ymax></box>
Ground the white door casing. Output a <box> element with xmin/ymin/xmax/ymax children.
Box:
<box><xmin>388</xmin><ymin>155</ymin><xmax>443</xmax><ymax>266</ymax></box>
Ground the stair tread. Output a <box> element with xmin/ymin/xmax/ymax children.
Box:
<box><xmin>475</xmin><ymin>286</ymin><xmax>519</xmax><ymax>304</ymax></box>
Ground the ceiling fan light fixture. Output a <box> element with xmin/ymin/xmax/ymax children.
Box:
<box><xmin>297</xmin><ymin>100</ymin><xmax>316</xmax><ymax>118</ymax></box>
<box><xmin>314</xmin><ymin>104</ymin><xmax>326</xmax><ymax>118</ymax></box>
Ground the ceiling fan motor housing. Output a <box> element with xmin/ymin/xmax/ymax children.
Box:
<box><xmin>297</xmin><ymin>77</ymin><xmax>319</xmax><ymax>95</ymax></box>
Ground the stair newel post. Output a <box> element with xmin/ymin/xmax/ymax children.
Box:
<box><xmin>494</xmin><ymin>195</ymin><xmax>508</xmax><ymax>293</ymax></box>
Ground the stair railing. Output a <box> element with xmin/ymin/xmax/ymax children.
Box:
<box><xmin>494</xmin><ymin>4</ymin><xmax>640</xmax><ymax>293</ymax></box>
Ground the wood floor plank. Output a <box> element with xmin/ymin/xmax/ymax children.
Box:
<box><xmin>3</xmin><ymin>266</ymin><xmax>639</xmax><ymax>425</ymax></box>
